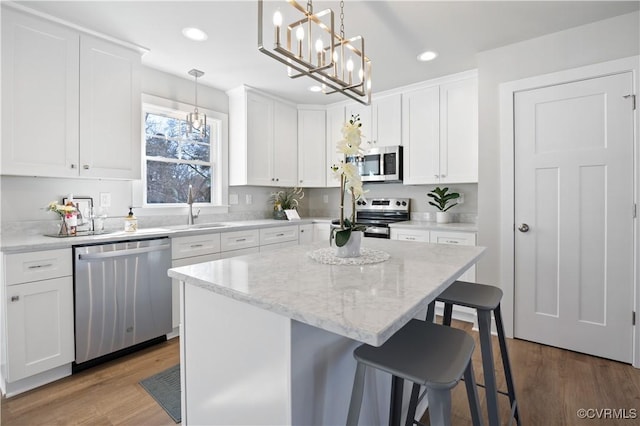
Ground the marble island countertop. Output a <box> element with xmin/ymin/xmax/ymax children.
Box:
<box><xmin>169</xmin><ymin>238</ymin><xmax>486</xmax><ymax>346</ymax></box>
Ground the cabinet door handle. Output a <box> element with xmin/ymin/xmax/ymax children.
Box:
<box><xmin>83</xmin><ymin>165</ymin><xmax>90</xmax><ymax>170</ymax></box>
<box><xmin>10</xmin><ymin>296</ymin><xmax>19</xmax><ymax>302</ymax></box>
<box><xmin>189</xmin><ymin>244</ymin><xmax>204</xmax><ymax>248</ymax></box>
<box><xmin>70</xmin><ymin>164</ymin><xmax>77</xmax><ymax>169</ymax></box>
<box><xmin>28</xmin><ymin>263</ymin><xmax>53</xmax><ymax>270</ymax></box>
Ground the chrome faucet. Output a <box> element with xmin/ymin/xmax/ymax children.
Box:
<box><xmin>187</xmin><ymin>185</ymin><xmax>200</xmax><ymax>225</ymax></box>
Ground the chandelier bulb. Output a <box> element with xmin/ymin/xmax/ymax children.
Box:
<box><xmin>273</xmin><ymin>10</ymin><xmax>282</xmax><ymax>27</ymax></box>
<box><xmin>296</xmin><ymin>26</ymin><xmax>305</xmax><ymax>41</ymax></box>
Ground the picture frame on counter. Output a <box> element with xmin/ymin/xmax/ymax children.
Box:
<box><xmin>63</xmin><ymin>196</ymin><xmax>93</xmax><ymax>232</ymax></box>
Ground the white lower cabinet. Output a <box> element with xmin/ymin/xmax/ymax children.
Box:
<box><xmin>220</xmin><ymin>229</ymin><xmax>260</xmax><ymax>252</ymax></box>
<box><xmin>313</xmin><ymin>223</ymin><xmax>331</xmax><ymax>243</ymax></box>
<box><xmin>390</xmin><ymin>228</ymin><xmax>430</xmax><ymax>242</ymax></box>
<box><xmin>391</xmin><ymin>228</ymin><xmax>477</xmax><ymax>322</ymax></box>
<box><xmin>429</xmin><ymin>230</ymin><xmax>476</xmax><ymax>282</ymax></box>
<box><xmin>170</xmin><ymin>234</ymin><xmax>222</xmax><ymax>333</ymax></box>
<box><xmin>299</xmin><ymin>224</ymin><xmax>314</xmax><ymax>245</ymax></box>
<box><xmin>2</xmin><ymin>248</ymin><xmax>74</xmax><ymax>395</ymax></box>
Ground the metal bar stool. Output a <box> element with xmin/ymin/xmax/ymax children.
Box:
<box><xmin>424</xmin><ymin>281</ymin><xmax>521</xmax><ymax>426</ymax></box>
<box><xmin>346</xmin><ymin>319</ymin><xmax>484</xmax><ymax>426</ymax></box>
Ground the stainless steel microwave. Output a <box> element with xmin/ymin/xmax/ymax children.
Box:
<box><xmin>346</xmin><ymin>145</ymin><xmax>403</xmax><ymax>182</ymax></box>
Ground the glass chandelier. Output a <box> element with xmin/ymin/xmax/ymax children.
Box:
<box><xmin>186</xmin><ymin>68</ymin><xmax>207</xmax><ymax>136</ymax></box>
<box><xmin>258</xmin><ymin>0</ymin><xmax>372</xmax><ymax>105</ymax></box>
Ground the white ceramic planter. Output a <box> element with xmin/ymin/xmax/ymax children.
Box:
<box><xmin>335</xmin><ymin>231</ymin><xmax>362</xmax><ymax>258</ymax></box>
<box><xmin>436</xmin><ymin>211</ymin><xmax>452</xmax><ymax>224</ymax></box>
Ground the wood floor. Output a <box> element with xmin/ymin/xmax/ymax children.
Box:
<box><xmin>2</xmin><ymin>321</ymin><xmax>640</xmax><ymax>426</ymax></box>
<box><xmin>1</xmin><ymin>338</ymin><xmax>180</xmax><ymax>426</ymax></box>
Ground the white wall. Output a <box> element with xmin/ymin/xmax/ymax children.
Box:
<box><xmin>475</xmin><ymin>11</ymin><xmax>640</xmax><ymax>285</ymax></box>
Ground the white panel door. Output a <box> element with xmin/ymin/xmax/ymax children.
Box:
<box><xmin>514</xmin><ymin>72</ymin><xmax>634</xmax><ymax>362</ymax></box>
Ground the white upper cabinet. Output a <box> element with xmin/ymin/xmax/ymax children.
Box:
<box><xmin>325</xmin><ymin>105</ymin><xmax>345</xmax><ymax>187</ymax></box>
<box><xmin>297</xmin><ymin>108</ymin><xmax>326</xmax><ymax>187</ymax></box>
<box><xmin>79</xmin><ymin>35</ymin><xmax>142</xmax><ymax>179</ymax></box>
<box><xmin>346</xmin><ymin>93</ymin><xmax>402</xmax><ymax>147</ymax></box>
<box><xmin>439</xmin><ymin>77</ymin><xmax>478</xmax><ymax>183</ymax></box>
<box><xmin>228</xmin><ymin>86</ymin><xmax>298</xmax><ymax>186</ymax></box>
<box><xmin>1</xmin><ymin>8</ymin><xmax>142</xmax><ymax>179</ymax></box>
<box><xmin>402</xmin><ymin>73</ymin><xmax>478</xmax><ymax>184</ymax></box>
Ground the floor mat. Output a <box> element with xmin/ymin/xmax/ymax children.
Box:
<box><xmin>139</xmin><ymin>364</ymin><xmax>181</xmax><ymax>423</ymax></box>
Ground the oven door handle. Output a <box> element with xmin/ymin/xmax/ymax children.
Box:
<box><xmin>363</xmin><ymin>227</ymin><xmax>390</xmax><ymax>236</ymax></box>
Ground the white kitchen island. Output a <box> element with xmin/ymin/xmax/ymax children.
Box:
<box><xmin>168</xmin><ymin>238</ymin><xmax>486</xmax><ymax>426</ymax></box>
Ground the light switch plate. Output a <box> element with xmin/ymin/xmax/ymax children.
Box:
<box><xmin>245</xmin><ymin>194</ymin><xmax>253</xmax><ymax>204</ymax></box>
<box><xmin>99</xmin><ymin>192</ymin><xmax>111</xmax><ymax>207</ymax></box>
<box><xmin>323</xmin><ymin>194</ymin><xmax>329</xmax><ymax>203</ymax></box>
<box><xmin>229</xmin><ymin>193</ymin><xmax>239</xmax><ymax>205</ymax></box>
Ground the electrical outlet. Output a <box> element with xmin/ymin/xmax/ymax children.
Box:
<box><xmin>323</xmin><ymin>194</ymin><xmax>329</xmax><ymax>203</ymax></box>
<box><xmin>99</xmin><ymin>192</ymin><xmax>111</xmax><ymax>207</ymax></box>
<box><xmin>245</xmin><ymin>194</ymin><xmax>253</xmax><ymax>204</ymax></box>
<box><xmin>229</xmin><ymin>193</ymin><xmax>239</xmax><ymax>205</ymax></box>
<box><xmin>457</xmin><ymin>193</ymin><xmax>464</xmax><ymax>204</ymax></box>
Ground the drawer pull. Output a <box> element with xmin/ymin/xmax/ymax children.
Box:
<box><xmin>10</xmin><ymin>296</ymin><xmax>19</xmax><ymax>302</ymax></box>
<box><xmin>276</xmin><ymin>233</ymin><xmax>285</xmax><ymax>237</ymax></box>
<box><xmin>189</xmin><ymin>244</ymin><xmax>204</xmax><ymax>248</ymax></box>
<box><xmin>445</xmin><ymin>240</ymin><xmax>459</xmax><ymax>244</ymax></box>
<box><xmin>236</xmin><ymin>238</ymin><xmax>247</xmax><ymax>242</ymax></box>
<box><xmin>28</xmin><ymin>263</ymin><xmax>53</xmax><ymax>270</ymax></box>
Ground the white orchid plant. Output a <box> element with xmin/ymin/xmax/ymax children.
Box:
<box><xmin>330</xmin><ymin>114</ymin><xmax>367</xmax><ymax>247</ymax></box>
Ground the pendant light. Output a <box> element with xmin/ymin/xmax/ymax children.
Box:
<box><xmin>186</xmin><ymin>68</ymin><xmax>207</xmax><ymax>136</ymax></box>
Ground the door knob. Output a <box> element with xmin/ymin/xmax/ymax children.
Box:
<box><xmin>518</xmin><ymin>223</ymin><xmax>530</xmax><ymax>232</ymax></box>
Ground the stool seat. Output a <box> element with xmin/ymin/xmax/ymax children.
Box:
<box><xmin>436</xmin><ymin>280</ymin><xmax>502</xmax><ymax>310</ymax></box>
<box><xmin>354</xmin><ymin>319</ymin><xmax>474</xmax><ymax>390</ymax></box>
<box><xmin>347</xmin><ymin>319</ymin><xmax>484</xmax><ymax>426</ymax></box>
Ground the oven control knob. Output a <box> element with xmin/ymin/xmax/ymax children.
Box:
<box><xmin>402</xmin><ymin>201</ymin><xmax>407</xmax><ymax>206</ymax></box>
<box><xmin>396</xmin><ymin>201</ymin><xmax>401</xmax><ymax>206</ymax></box>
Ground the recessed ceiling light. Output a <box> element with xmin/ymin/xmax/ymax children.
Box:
<box><xmin>182</xmin><ymin>27</ymin><xmax>208</xmax><ymax>42</ymax></box>
<box><xmin>417</xmin><ymin>51</ymin><xmax>438</xmax><ymax>62</ymax></box>
<box><xmin>309</xmin><ymin>85</ymin><xmax>322</xmax><ymax>93</ymax></box>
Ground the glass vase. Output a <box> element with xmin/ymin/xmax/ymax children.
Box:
<box><xmin>58</xmin><ymin>217</ymin><xmax>69</xmax><ymax>236</ymax></box>
<box><xmin>335</xmin><ymin>231</ymin><xmax>362</xmax><ymax>258</ymax></box>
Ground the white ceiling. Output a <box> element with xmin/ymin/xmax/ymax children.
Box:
<box><xmin>12</xmin><ymin>0</ymin><xmax>640</xmax><ymax>105</ymax></box>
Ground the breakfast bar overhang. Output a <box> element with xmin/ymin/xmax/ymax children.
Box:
<box><xmin>168</xmin><ymin>239</ymin><xmax>486</xmax><ymax>425</ymax></box>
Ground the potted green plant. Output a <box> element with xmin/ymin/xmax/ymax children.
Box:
<box><xmin>427</xmin><ymin>186</ymin><xmax>460</xmax><ymax>224</ymax></box>
<box><xmin>269</xmin><ymin>187</ymin><xmax>304</xmax><ymax>220</ymax></box>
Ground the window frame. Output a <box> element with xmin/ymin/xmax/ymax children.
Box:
<box><xmin>136</xmin><ymin>94</ymin><xmax>229</xmax><ymax>214</ymax></box>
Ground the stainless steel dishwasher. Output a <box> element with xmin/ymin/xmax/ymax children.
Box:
<box><xmin>73</xmin><ymin>237</ymin><xmax>172</xmax><ymax>371</ymax></box>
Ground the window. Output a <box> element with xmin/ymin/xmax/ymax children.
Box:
<box><xmin>142</xmin><ymin>95</ymin><xmax>228</xmax><ymax>208</ymax></box>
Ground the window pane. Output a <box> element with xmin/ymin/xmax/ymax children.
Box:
<box><xmin>146</xmin><ymin>160</ymin><xmax>212</xmax><ymax>204</ymax></box>
<box><xmin>145</xmin><ymin>112</ymin><xmax>188</xmax><ymax>140</ymax></box>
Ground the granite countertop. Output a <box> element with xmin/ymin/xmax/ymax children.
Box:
<box><xmin>389</xmin><ymin>220</ymin><xmax>478</xmax><ymax>232</ymax></box>
<box><xmin>0</xmin><ymin>218</ymin><xmax>330</xmax><ymax>253</ymax></box>
<box><xmin>168</xmin><ymin>238</ymin><xmax>486</xmax><ymax>346</ymax></box>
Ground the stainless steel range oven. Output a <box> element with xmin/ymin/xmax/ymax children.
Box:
<box><xmin>355</xmin><ymin>198</ymin><xmax>410</xmax><ymax>239</ymax></box>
